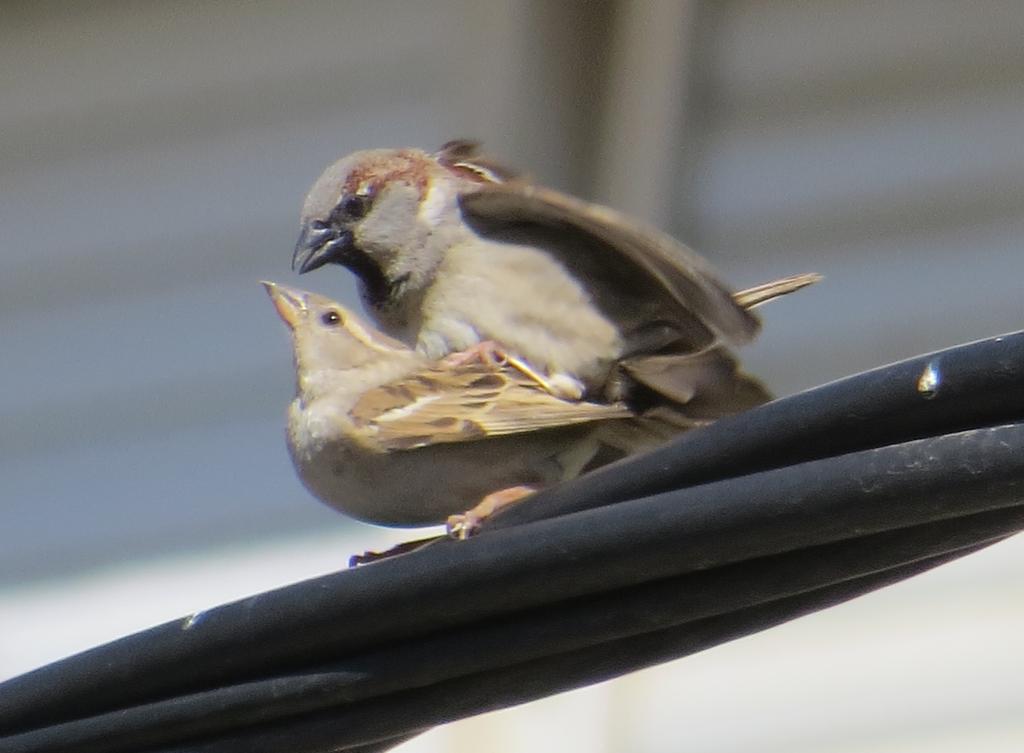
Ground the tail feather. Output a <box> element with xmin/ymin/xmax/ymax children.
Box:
<box><xmin>734</xmin><ymin>272</ymin><xmax>822</xmax><ymax>310</ymax></box>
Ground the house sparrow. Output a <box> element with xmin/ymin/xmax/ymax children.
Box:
<box><xmin>292</xmin><ymin>140</ymin><xmax>817</xmax><ymax>416</ymax></box>
<box><xmin>264</xmin><ymin>281</ymin><xmax>676</xmax><ymax>538</ymax></box>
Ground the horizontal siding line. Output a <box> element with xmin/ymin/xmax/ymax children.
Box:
<box><xmin>696</xmin><ymin>175</ymin><xmax>1024</xmax><ymax>257</ymax></box>
<box><xmin>0</xmin><ymin>363</ymin><xmax>290</xmax><ymax>460</ymax></box>
<box><xmin>703</xmin><ymin>0</ymin><xmax>1024</xmax><ymax>95</ymax></box>
<box><xmin>0</xmin><ymin>50</ymin><xmax>448</xmax><ymax>177</ymax></box>
<box><xmin>0</xmin><ymin>221</ymin><xmax>307</xmax><ymax>320</ymax></box>
<box><xmin>702</xmin><ymin>56</ymin><xmax>1024</xmax><ymax>129</ymax></box>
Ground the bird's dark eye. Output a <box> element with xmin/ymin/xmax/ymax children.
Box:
<box><xmin>341</xmin><ymin>194</ymin><xmax>368</xmax><ymax>219</ymax></box>
<box><xmin>320</xmin><ymin>310</ymin><xmax>343</xmax><ymax>326</ymax></box>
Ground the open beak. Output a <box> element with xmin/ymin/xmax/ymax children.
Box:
<box><xmin>291</xmin><ymin>222</ymin><xmax>355</xmax><ymax>274</ymax></box>
<box><xmin>261</xmin><ymin>281</ymin><xmax>306</xmax><ymax>329</ymax></box>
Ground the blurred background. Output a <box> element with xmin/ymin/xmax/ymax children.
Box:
<box><xmin>1</xmin><ymin>1</ymin><xmax>1022</xmax><ymax>750</ymax></box>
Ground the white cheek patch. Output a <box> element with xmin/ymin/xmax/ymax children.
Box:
<box><xmin>418</xmin><ymin>182</ymin><xmax>453</xmax><ymax>227</ymax></box>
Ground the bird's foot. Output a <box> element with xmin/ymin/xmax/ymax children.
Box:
<box><xmin>443</xmin><ymin>343</ymin><xmax>584</xmax><ymax>401</ymax></box>
<box><xmin>446</xmin><ymin>485</ymin><xmax>537</xmax><ymax>540</ymax></box>
<box><xmin>348</xmin><ymin>535</ymin><xmax>441</xmax><ymax>567</ymax></box>
<box><xmin>505</xmin><ymin>359</ymin><xmax>584</xmax><ymax>401</ymax></box>
<box><xmin>442</xmin><ymin>340</ymin><xmax>509</xmax><ymax>369</ymax></box>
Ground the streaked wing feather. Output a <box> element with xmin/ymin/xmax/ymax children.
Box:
<box><xmin>351</xmin><ymin>366</ymin><xmax>633</xmax><ymax>451</ymax></box>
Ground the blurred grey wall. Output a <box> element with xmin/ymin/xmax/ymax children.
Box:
<box><xmin>678</xmin><ymin>0</ymin><xmax>1024</xmax><ymax>392</ymax></box>
<box><xmin>2</xmin><ymin>0</ymin><xmax>1023</xmax><ymax>583</ymax></box>
<box><xmin>0</xmin><ymin>0</ymin><xmax>617</xmax><ymax>582</ymax></box>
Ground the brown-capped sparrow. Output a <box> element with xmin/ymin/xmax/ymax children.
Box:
<box><xmin>291</xmin><ymin>140</ymin><xmax>819</xmax><ymax>418</ymax></box>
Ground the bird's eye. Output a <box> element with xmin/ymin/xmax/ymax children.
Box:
<box><xmin>341</xmin><ymin>194</ymin><xmax>368</xmax><ymax>219</ymax></box>
<box><xmin>320</xmin><ymin>310</ymin><xmax>343</xmax><ymax>326</ymax></box>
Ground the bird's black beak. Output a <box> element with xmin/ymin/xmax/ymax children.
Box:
<box><xmin>292</xmin><ymin>222</ymin><xmax>355</xmax><ymax>274</ymax></box>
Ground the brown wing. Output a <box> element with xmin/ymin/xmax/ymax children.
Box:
<box><xmin>438</xmin><ymin>142</ymin><xmax>816</xmax><ymax>416</ymax></box>
<box><xmin>613</xmin><ymin>274</ymin><xmax>817</xmax><ymax>406</ymax></box>
<box><xmin>621</xmin><ymin>346</ymin><xmax>772</xmax><ymax>419</ymax></box>
<box><xmin>350</xmin><ymin>365</ymin><xmax>634</xmax><ymax>452</ymax></box>
<box><xmin>457</xmin><ymin>181</ymin><xmax>761</xmax><ymax>352</ymax></box>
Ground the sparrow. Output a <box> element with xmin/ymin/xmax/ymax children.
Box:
<box><xmin>263</xmin><ymin>281</ymin><xmax>673</xmax><ymax>538</ymax></box>
<box><xmin>292</xmin><ymin>140</ymin><xmax>819</xmax><ymax>418</ymax></box>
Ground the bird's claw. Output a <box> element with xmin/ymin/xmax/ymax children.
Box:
<box><xmin>348</xmin><ymin>536</ymin><xmax>441</xmax><ymax>567</ymax></box>
<box><xmin>446</xmin><ymin>512</ymin><xmax>481</xmax><ymax>540</ymax></box>
<box><xmin>442</xmin><ymin>340</ymin><xmax>509</xmax><ymax>369</ymax></box>
<box><xmin>444</xmin><ymin>342</ymin><xmax>584</xmax><ymax>401</ymax></box>
<box><xmin>446</xmin><ymin>485</ymin><xmax>537</xmax><ymax>541</ymax></box>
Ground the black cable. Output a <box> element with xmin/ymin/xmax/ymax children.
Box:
<box><xmin>0</xmin><ymin>331</ymin><xmax>1021</xmax><ymax>752</ymax></box>
<box><xmin>3</xmin><ymin>514</ymin><xmax>1017</xmax><ymax>753</ymax></box>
